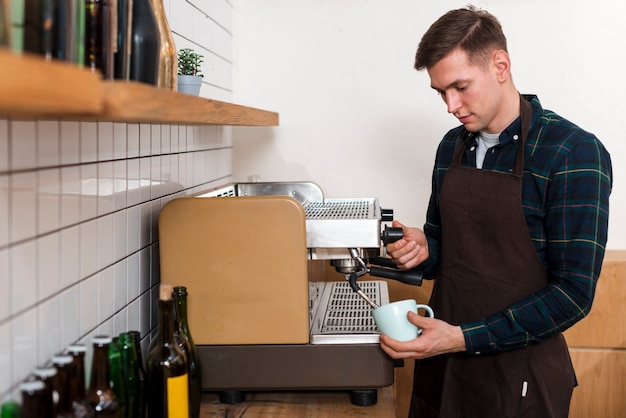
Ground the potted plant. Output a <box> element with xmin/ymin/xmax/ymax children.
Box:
<box><xmin>177</xmin><ymin>48</ymin><xmax>204</xmax><ymax>96</ymax></box>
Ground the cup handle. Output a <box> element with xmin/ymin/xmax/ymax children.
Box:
<box><xmin>415</xmin><ymin>304</ymin><xmax>434</xmax><ymax>318</ymax></box>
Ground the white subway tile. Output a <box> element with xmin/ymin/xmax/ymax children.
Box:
<box><xmin>80</xmin><ymin>122</ymin><xmax>98</xmax><ymax>163</ymax></box>
<box><xmin>10</xmin><ymin>121</ymin><xmax>36</xmax><ymax>171</ymax></box>
<box><xmin>60</xmin><ymin>225</ymin><xmax>80</xmax><ymax>288</ymax></box>
<box><xmin>0</xmin><ymin>249</ymin><xmax>8</xmax><ymax>322</ymax></box>
<box><xmin>126</xmin><ymin>297</ymin><xmax>141</xmax><ymax>334</ymax></box>
<box><xmin>98</xmin><ymin>267</ymin><xmax>115</xmax><ymax>323</ymax></box>
<box><xmin>113</xmin><ymin>123</ymin><xmax>127</xmax><ymax>160</ymax></box>
<box><xmin>113</xmin><ymin>210</ymin><xmax>128</xmax><ymax>263</ymax></box>
<box><xmin>113</xmin><ymin>309</ymin><xmax>128</xmax><ymax>337</ymax></box>
<box><xmin>37</xmin><ymin>121</ymin><xmax>60</xmax><ymax>168</ymax></box>
<box><xmin>38</xmin><ymin>168</ymin><xmax>60</xmax><ymax>235</ymax></box>
<box><xmin>139</xmin><ymin>124</ymin><xmax>151</xmax><ymax>157</ymax></box>
<box><xmin>139</xmin><ymin>157</ymin><xmax>151</xmax><ymax>204</ymax></box>
<box><xmin>60</xmin><ymin>286</ymin><xmax>80</xmax><ymax>344</ymax></box>
<box><xmin>80</xmin><ymin>164</ymin><xmax>98</xmax><ymax>222</ymax></box>
<box><xmin>113</xmin><ymin>160</ymin><xmax>128</xmax><ymax>211</ymax></box>
<box><xmin>151</xmin><ymin>125</ymin><xmax>161</xmax><ymax>156</ymax></box>
<box><xmin>11</xmin><ymin>309</ymin><xmax>38</xmax><ymax>382</ymax></box>
<box><xmin>37</xmin><ymin>232</ymin><xmax>61</xmax><ymax>301</ymax></box>
<box><xmin>60</xmin><ymin>122</ymin><xmax>81</xmax><ymax>165</ymax></box>
<box><xmin>0</xmin><ymin>321</ymin><xmax>10</xmax><ymax>396</ymax></box>
<box><xmin>60</xmin><ymin>166</ymin><xmax>81</xmax><ymax>228</ymax></box>
<box><xmin>97</xmin><ymin>161</ymin><xmax>114</xmax><ymax>216</ymax></box>
<box><xmin>126</xmin><ymin>159</ymin><xmax>140</xmax><ymax>206</ymax></box>
<box><xmin>97</xmin><ymin>214</ymin><xmax>114</xmax><ymax>271</ymax></box>
<box><xmin>80</xmin><ymin>274</ymin><xmax>99</xmax><ymax>335</ymax></box>
<box><xmin>161</xmin><ymin>124</ymin><xmax>171</xmax><ymax>154</ymax></box>
<box><xmin>80</xmin><ymin>220</ymin><xmax>98</xmax><ymax>279</ymax></box>
<box><xmin>11</xmin><ymin>172</ymin><xmax>37</xmax><ymax>242</ymax></box>
<box><xmin>127</xmin><ymin>251</ymin><xmax>140</xmax><ymax>301</ymax></box>
<box><xmin>150</xmin><ymin>156</ymin><xmax>161</xmax><ymax>200</ymax></box>
<box><xmin>98</xmin><ymin>122</ymin><xmax>114</xmax><ymax>162</ymax></box>
<box><xmin>139</xmin><ymin>247</ymin><xmax>151</xmax><ymax>294</ymax></box>
<box><xmin>11</xmin><ymin>241</ymin><xmax>37</xmax><ymax>315</ymax></box>
<box><xmin>114</xmin><ymin>258</ymin><xmax>128</xmax><ymax>311</ymax></box>
<box><xmin>0</xmin><ymin>175</ymin><xmax>8</xmax><ymax>247</ymax></box>
<box><xmin>37</xmin><ymin>296</ymin><xmax>62</xmax><ymax>365</ymax></box>
<box><xmin>0</xmin><ymin>120</ymin><xmax>7</xmax><ymax>172</ymax></box>
<box><xmin>127</xmin><ymin>124</ymin><xmax>140</xmax><ymax>158</ymax></box>
<box><xmin>127</xmin><ymin>205</ymin><xmax>141</xmax><ymax>254</ymax></box>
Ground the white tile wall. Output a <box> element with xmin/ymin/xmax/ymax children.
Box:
<box><xmin>0</xmin><ymin>0</ymin><xmax>235</xmax><ymax>402</ymax></box>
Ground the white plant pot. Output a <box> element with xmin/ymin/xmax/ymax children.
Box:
<box><xmin>177</xmin><ymin>74</ymin><xmax>202</xmax><ymax>96</ymax></box>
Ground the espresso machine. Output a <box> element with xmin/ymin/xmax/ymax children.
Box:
<box><xmin>158</xmin><ymin>182</ymin><xmax>423</xmax><ymax>405</ymax></box>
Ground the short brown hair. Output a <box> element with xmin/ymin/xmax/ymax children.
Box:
<box><xmin>414</xmin><ymin>5</ymin><xmax>508</xmax><ymax>70</ymax></box>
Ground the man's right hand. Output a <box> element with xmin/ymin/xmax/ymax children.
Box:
<box><xmin>386</xmin><ymin>220</ymin><xmax>429</xmax><ymax>270</ymax></box>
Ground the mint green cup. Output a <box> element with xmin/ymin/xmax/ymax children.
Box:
<box><xmin>372</xmin><ymin>299</ymin><xmax>434</xmax><ymax>341</ymax></box>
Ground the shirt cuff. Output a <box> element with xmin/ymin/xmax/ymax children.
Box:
<box><xmin>461</xmin><ymin>320</ymin><xmax>497</xmax><ymax>355</ymax></box>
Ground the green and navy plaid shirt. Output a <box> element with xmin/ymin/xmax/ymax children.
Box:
<box><xmin>419</xmin><ymin>95</ymin><xmax>613</xmax><ymax>355</ymax></box>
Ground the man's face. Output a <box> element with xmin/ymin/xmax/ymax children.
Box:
<box><xmin>427</xmin><ymin>48</ymin><xmax>505</xmax><ymax>134</ymax></box>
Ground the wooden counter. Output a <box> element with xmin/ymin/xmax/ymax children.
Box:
<box><xmin>200</xmin><ymin>387</ymin><xmax>396</xmax><ymax>417</ymax></box>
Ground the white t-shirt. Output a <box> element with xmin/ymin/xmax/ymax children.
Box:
<box><xmin>476</xmin><ymin>131</ymin><xmax>500</xmax><ymax>169</ymax></box>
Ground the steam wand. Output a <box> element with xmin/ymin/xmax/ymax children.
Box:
<box><xmin>345</xmin><ymin>248</ymin><xmax>380</xmax><ymax>309</ymax></box>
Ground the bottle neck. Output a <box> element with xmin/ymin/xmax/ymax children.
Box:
<box><xmin>90</xmin><ymin>344</ymin><xmax>111</xmax><ymax>390</ymax></box>
<box><xmin>159</xmin><ymin>299</ymin><xmax>176</xmax><ymax>344</ymax></box>
<box><xmin>174</xmin><ymin>292</ymin><xmax>190</xmax><ymax>333</ymax></box>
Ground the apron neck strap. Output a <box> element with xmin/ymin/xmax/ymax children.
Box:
<box><xmin>452</xmin><ymin>94</ymin><xmax>532</xmax><ymax>176</ymax></box>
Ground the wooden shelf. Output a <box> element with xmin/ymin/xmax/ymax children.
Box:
<box><xmin>0</xmin><ymin>49</ymin><xmax>103</xmax><ymax>119</ymax></box>
<box><xmin>0</xmin><ymin>48</ymin><xmax>279</xmax><ymax>126</ymax></box>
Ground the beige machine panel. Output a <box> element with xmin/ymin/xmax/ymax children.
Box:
<box><xmin>158</xmin><ymin>196</ymin><xmax>310</xmax><ymax>345</ymax></box>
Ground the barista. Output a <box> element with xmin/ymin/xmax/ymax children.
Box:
<box><xmin>380</xmin><ymin>6</ymin><xmax>612</xmax><ymax>418</ymax></box>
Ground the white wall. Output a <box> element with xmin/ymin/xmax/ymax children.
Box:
<box><xmin>232</xmin><ymin>0</ymin><xmax>626</xmax><ymax>249</ymax></box>
<box><xmin>0</xmin><ymin>0</ymin><xmax>234</xmax><ymax>403</ymax></box>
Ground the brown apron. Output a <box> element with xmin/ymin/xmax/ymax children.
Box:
<box><xmin>409</xmin><ymin>97</ymin><xmax>577</xmax><ymax>418</ymax></box>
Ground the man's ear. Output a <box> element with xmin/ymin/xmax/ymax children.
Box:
<box><xmin>493</xmin><ymin>50</ymin><xmax>511</xmax><ymax>82</ymax></box>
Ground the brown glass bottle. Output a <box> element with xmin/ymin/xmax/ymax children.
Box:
<box><xmin>32</xmin><ymin>365</ymin><xmax>56</xmax><ymax>418</ymax></box>
<box><xmin>86</xmin><ymin>336</ymin><xmax>120</xmax><ymax>417</ymax></box>
<box><xmin>173</xmin><ymin>286</ymin><xmax>202</xmax><ymax>418</ymax></box>
<box><xmin>150</xmin><ymin>0</ymin><xmax>176</xmax><ymax>90</ymax></box>
<box><xmin>146</xmin><ymin>283</ymin><xmax>189</xmax><ymax>418</ymax></box>
<box><xmin>67</xmin><ymin>343</ymin><xmax>96</xmax><ymax>418</ymax></box>
<box><xmin>20</xmin><ymin>380</ymin><xmax>48</xmax><ymax>418</ymax></box>
<box><xmin>52</xmin><ymin>354</ymin><xmax>75</xmax><ymax>418</ymax></box>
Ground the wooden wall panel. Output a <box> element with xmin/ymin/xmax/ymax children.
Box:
<box><xmin>568</xmin><ymin>349</ymin><xmax>626</xmax><ymax>418</ymax></box>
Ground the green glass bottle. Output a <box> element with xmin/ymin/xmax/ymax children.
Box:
<box><xmin>118</xmin><ymin>332</ymin><xmax>141</xmax><ymax>418</ymax></box>
<box><xmin>128</xmin><ymin>331</ymin><xmax>147</xmax><ymax>418</ymax></box>
<box><xmin>173</xmin><ymin>286</ymin><xmax>202</xmax><ymax>418</ymax></box>
<box><xmin>146</xmin><ymin>283</ymin><xmax>189</xmax><ymax>418</ymax></box>
<box><xmin>108</xmin><ymin>338</ymin><xmax>127</xmax><ymax>418</ymax></box>
<box><xmin>86</xmin><ymin>336</ymin><xmax>120</xmax><ymax>417</ymax></box>
<box><xmin>0</xmin><ymin>401</ymin><xmax>20</xmax><ymax>418</ymax></box>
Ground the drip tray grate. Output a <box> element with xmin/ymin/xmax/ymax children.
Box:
<box><xmin>310</xmin><ymin>280</ymin><xmax>389</xmax><ymax>344</ymax></box>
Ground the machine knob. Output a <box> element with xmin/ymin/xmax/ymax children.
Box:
<box><xmin>381</xmin><ymin>208</ymin><xmax>394</xmax><ymax>222</ymax></box>
<box><xmin>381</xmin><ymin>225</ymin><xmax>403</xmax><ymax>244</ymax></box>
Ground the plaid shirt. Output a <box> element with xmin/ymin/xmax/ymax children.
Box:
<box><xmin>420</xmin><ymin>95</ymin><xmax>613</xmax><ymax>354</ymax></box>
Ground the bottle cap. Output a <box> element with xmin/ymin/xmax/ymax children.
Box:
<box><xmin>32</xmin><ymin>366</ymin><xmax>57</xmax><ymax>379</ymax></box>
<box><xmin>51</xmin><ymin>354</ymin><xmax>74</xmax><ymax>366</ymax></box>
<box><xmin>20</xmin><ymin>380</ymin><xmax>45</xmax><ymax>393</ymax></box>
<box><xmin>92</xmin><ymin>335</ymin><xmax>113</xmax><ymax>346</ymax></box>
<box><xmin>67</xmin><ymin>343</ymin><xmax>87</xmax><ymax>354</ymax></box>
